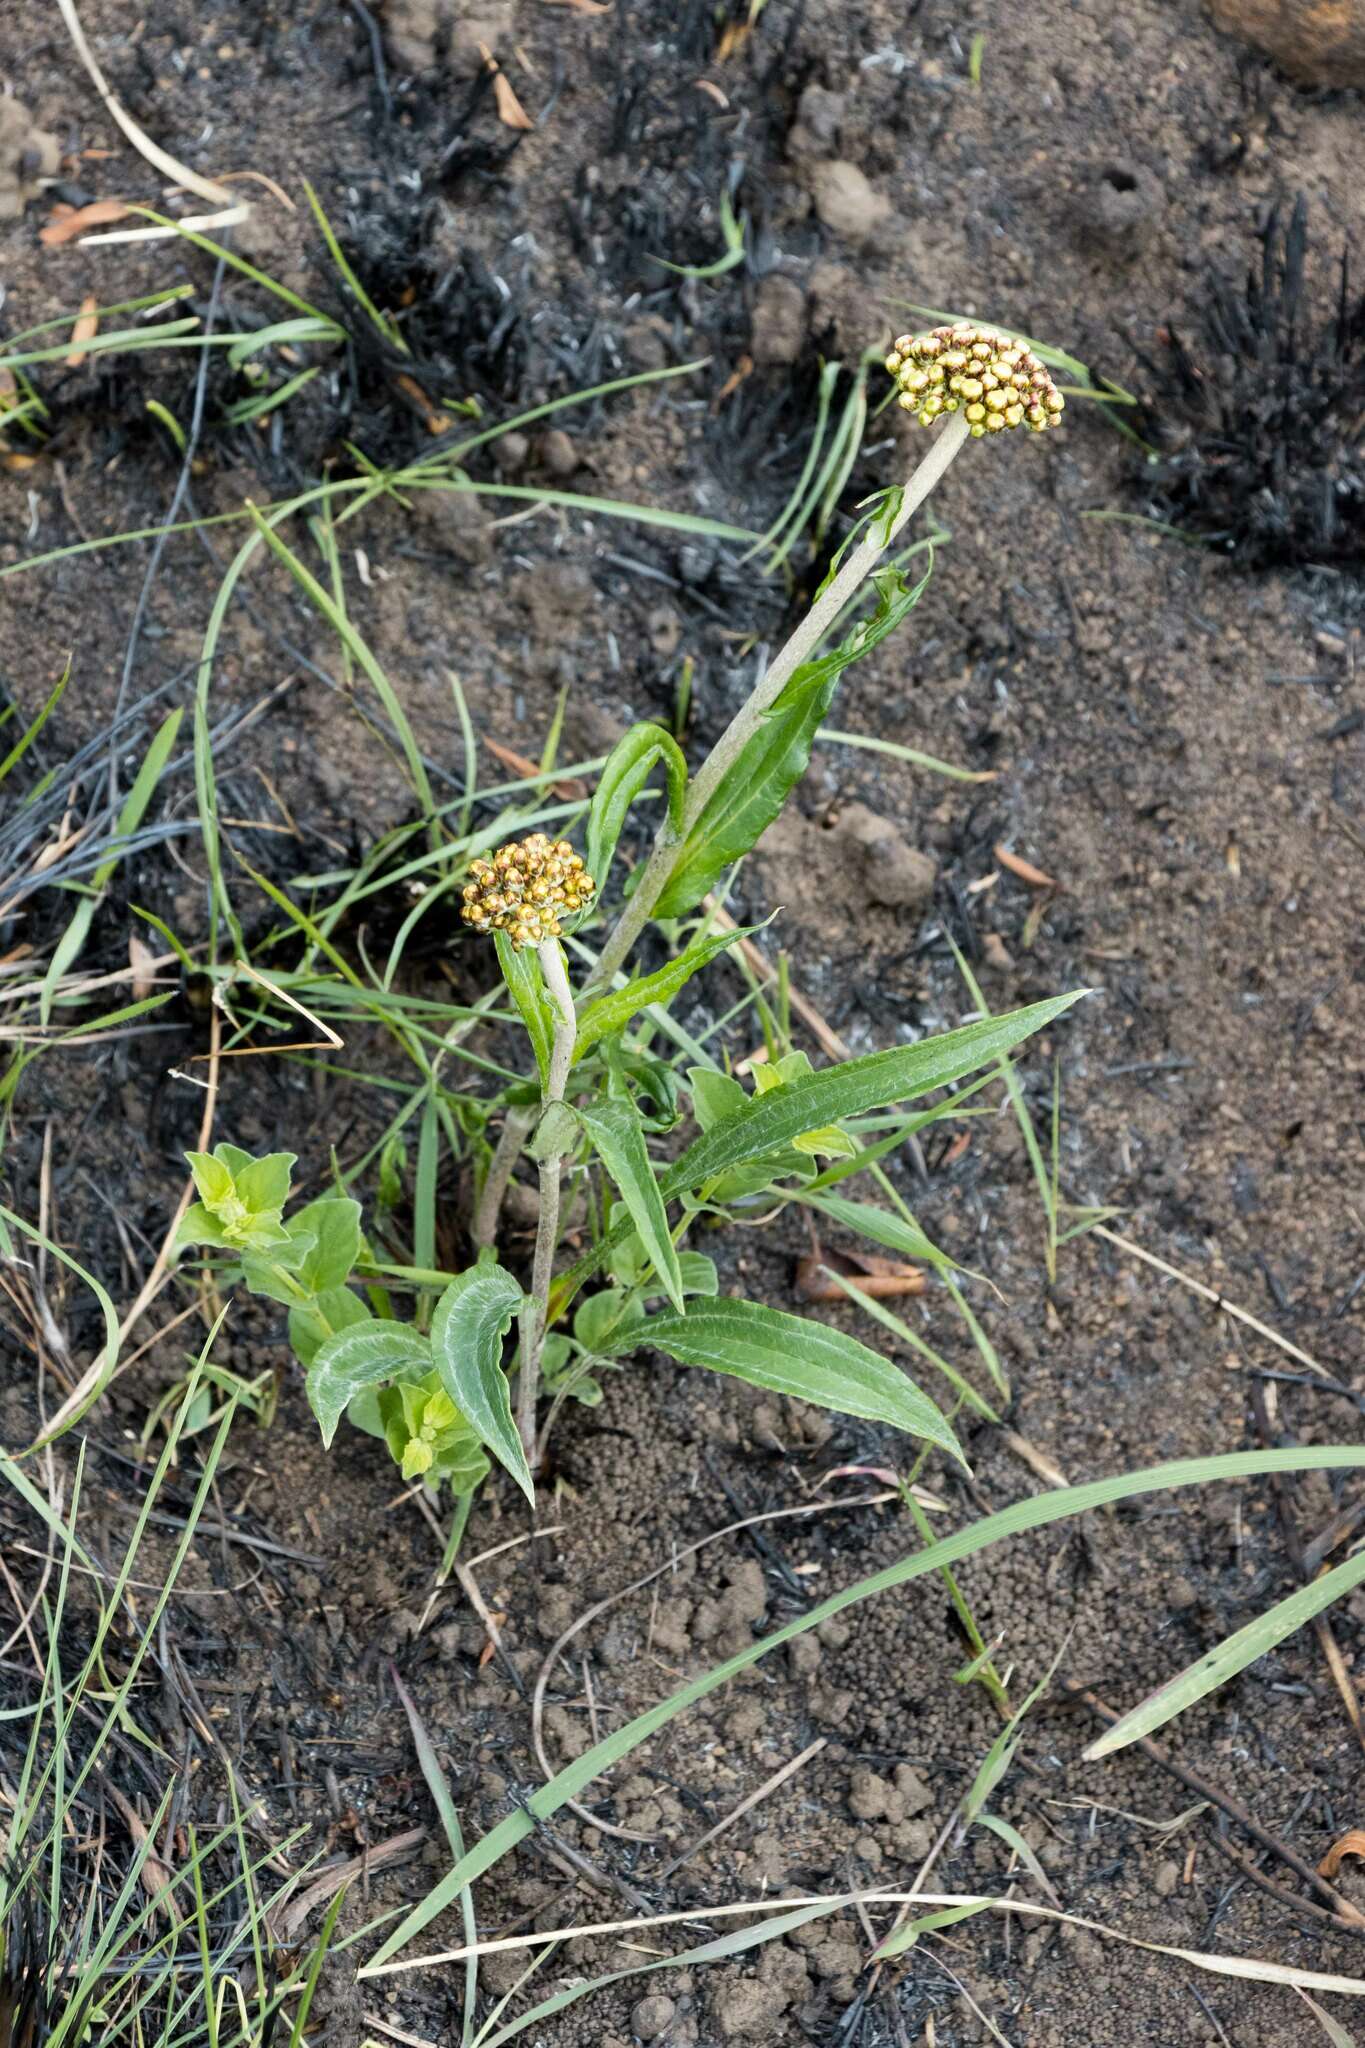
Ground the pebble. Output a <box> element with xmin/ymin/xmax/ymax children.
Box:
<box><xmin>492</xmin><ymin>430</ymin><xmax>529</xmax><ymax>473</ymax></box>
<box><xmin>0</xmin><ymin>98</ymin><xmax>60</xmax><ymax>220</ymax></box>
<box><xmin>631</xmin><ymin>1994</ymin><xmax>676</xmax><ymax>2039</ymax></box>
<box><xmin>1208</xmin><ymin>0</ymin><xmax>1365</xmax><ymax>84</ymax></box>
<box><xmin>539</xmin><ymin>429</ymin><xmax>579</xmax><ymax>477</ymax></box>
<box><xmin>751</xmin><ymin>272</ymin><xmax>808</xmax><ymax>365</ymax></box>
<box><xmin>810</xmin><ymin>160</ymin><xmax>892</xmax><ymax>244</ymax></box>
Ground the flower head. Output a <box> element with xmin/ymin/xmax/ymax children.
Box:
<box><xmin>885</xmin><ymin>325</ymin><xmax>1064</xmax><ymax>437</ymax></box>
<box><xmin>460</xmin><ymin>833</ymin><xmax>596</xmax><ymax>950</ymax></box>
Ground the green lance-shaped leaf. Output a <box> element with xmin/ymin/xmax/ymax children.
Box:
<box><xmin>603</xmin><ymin>1295</ymin><xmax>962</xmax><ymax>1461</ymax></box>
<box><xmin>430</xmin><ymin>1262</ymin><xmax>532</xmax><ymax>1502</ymax></box>
<box><xmin>306</xmin><ymin>1323</ymin><xmax>431</xmax><ymax>1447</ymax></box>
<box><xmin>495</xmin><ymin>929</ymin><xmax>554</xmax><ymax>1088</ymax></box>
<box><xmin>576</xmin><ymin>1101</ymin><xmax>685</xmax><ymax>1313</ymax></box>
<box><xmin>574</xmin><ymin>925</ymin><xmax>758</xmax><ymax>1061</ymax></box>
<box><xmin>654</xmin><ymin>558</ymin><xmax>932</xmax><ymax>919</ymax></box>
<box><xmin>663</xmin><ymin>992</ymin><xmax>1085</xmax><ymax>1196</ymax></box>
<box><xmin>586</xmin><ymin>722</ymin><xmax>687</xmax><ymax>887</ymax></box>
<box><xmin>796</xmin><ymin>1190</ymin><xmax>951</xmax><ymax>1271</ymax></box>
<box><xmin>551</xmin><ymin>992</ymin><xmax>1086</xmax><ymax>1316</ymax></box>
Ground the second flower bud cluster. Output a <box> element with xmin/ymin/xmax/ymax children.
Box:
<box><xmin>886</xmin><ymin>325</ymin><xmax>1065</xmax><ymax>436</ymax></box>
<box><xmin>461</xmin><ymin>833</ymin><xmax>596</xmax><ymax>949</ymax></box>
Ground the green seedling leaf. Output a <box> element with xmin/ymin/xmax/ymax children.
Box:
<box><xmin>605</xmin><ymin>1296</ymin><xmax>961</xmax><ymax>1459</ymax></box>
<box><xmin>477</xmin><ymin>1898</ymin><xmax>836</xmax><ymax>2047</ymax></box>
<box><xmin>964</xmin><ymin>1634</ymin><xmax>1068</xmax><ymax>1823</ymax></box>
<box><xmin>551</xmin><ymin>995</ymin><xmax>1086</xmax><ymax>1321</ymax></box>
<box><xmin>586</xmin><ymin>721</ymin><xmax>687</xmax><ymax>887</ymax></box>
<box><xmin>289</xmin><ymin>1197</ymin><xmax>363</xmax><ymax>1293</ymax></box>
<box><xmin>877</xmin><ymin>1900</ymin><xmax>993</xmax><ymax>1959</ymax></box>
<box><xmin>529</xmin><ymin>1100</ymin><xmax>580</xmax><ymax>1163</ymax></box>
<box><xmin>288</xmin><ymin>1286</ymin><xmax>372</xmax><ymax>1370</ymax></box>
<box><xmin>752</xmin><ymin>1050</ymin><xmax>855</xmax><ymax>1159</ymax></box>
<box><xmin>574</xmin><ymin>925</ymin><xmax>756</xmax><ymax>1060</ymax></box>
<box><xmin>235</xmin><ymin>1150</ymin><xmax>296</xmax><ymax>1214</ymax></box>
<box><xmin>574</xmin><ymin>1288</ymin><xmax>644</xmax><ymax>1351</ymax></box>
<box><xmin>0</xmin><ymin>657</ymin><xmax>69</xmax><ymax>785</ymax></box>
<box><xmin>430</xmin><ymin>1263</ymin><xmax>531</xmax><ymax>1502</ymax></box>
<box><xmin>676</xmin><ymin>1251</ymin><xmax>719</xmax><ymax>1296</ymax></box>
<box><xmin>689</xmin><ymin>1065</ymin><xmax>747</xmax><ymax>1130</ymax></box>
<box><xmin>496</xmin><ymin>930</ymin><xmax>554</xmax><ymax>1088</ymax></box>
<box><xmin>240</xmin><ymin>1237</ymin><xmax>316</xmax><ymax>1305</ymax></box>
<box><xmin>41</xmin><ymin>704</ymin><xmax>184</xmax><ymax>1023</ymax></box>
<box><xmin>576</xmin><ymin>1101</ymin><xmax>685</xmax><ymax>1313</ymax></box>
<box><xmin>174</xmin><ymin>1201</ymin><xmax>235</xmax><ymax>1251</ymax></box>
<box><xmin>797</xmin><ymin>1191</ymin><xmax>951</xmax><ymax>1271</ymax></box>
<box><xmin>186</xmin><ymin>1149</ymin><xmax>235</xmax><ymax>1209</ymax></box>
<box><xmin>307</xmin><ymin>1323</ymin><xmax>431</xmax><ymax>1447</ymax></box>
<box><xmin>654</xmin><ymin>558</ymin><xmax>932</xmax><ymax>917</ymax></box>
<box><xmin>1084</xmin><ymin>1545</ymin><xmax>1365</xmax><ymax>1761</ymax></box>
<box><xmin>669</xmin><ymin>994</ymin><xmax>1085</xmax><ymax>1197</ymax></box>
<box><xmin>976</xmin><ymin>1814</ymin><xmax>1057</xmax><ymax>1901</ymax></box>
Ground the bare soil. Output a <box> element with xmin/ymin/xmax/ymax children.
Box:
<box><xmin>2</xmin><ymin>2</ymin><xmax>1364</xmax><ymax>2044</ymax></box>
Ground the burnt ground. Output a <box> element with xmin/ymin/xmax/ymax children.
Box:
<box><xmin>2</xmin><ymin>1</ymin><xmax>1365</xmax><ymax>2043</ymax></box>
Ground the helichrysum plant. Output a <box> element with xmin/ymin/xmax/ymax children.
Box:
<box><xmin>177</xmin><ymin>330</ymin><xmax>1081</xmax><ymax>1525</ymax></box>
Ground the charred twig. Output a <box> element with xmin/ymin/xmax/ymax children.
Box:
<box><xmin>1060</xmin><ymin>1679</ymin><xmax>1365</xmax><ymax>1929</ymax></box>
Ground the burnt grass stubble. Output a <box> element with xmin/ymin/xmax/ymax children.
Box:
<box><xmin>3</xmin><ymin>0</ymin><xmax>1365</xmax><ymax>2042</ymax></box>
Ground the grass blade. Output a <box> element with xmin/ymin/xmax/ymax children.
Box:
<box><xmin>365</xmin><ymin>1442</ymin><xmax>1365</xmax><ymax>1968</ymax></box>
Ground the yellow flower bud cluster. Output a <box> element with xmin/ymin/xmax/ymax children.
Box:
<box><xmin>885</xmin><ymin>325</ymin><xmax>1065</xmax><ymax>437</ymax></box>
<box><xmin>461</xmin><ymin>833</ymin><xmax>596</xmax><ymax>949</ymax></box>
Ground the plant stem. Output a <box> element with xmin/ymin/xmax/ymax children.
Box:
<box><xmin>515</xmin><ymin>939</ymin><xmax>577</xmax><ymax>1458</ymax></box>
<box><xmin>471</xmin><ymin>1104</ymin><xmax>534</xmax><ymax>1250</ymax></box>
<box><xmin>590</xmin><ymin>412</ymin><xmax>971</xmax><ymax>988</ymax></box>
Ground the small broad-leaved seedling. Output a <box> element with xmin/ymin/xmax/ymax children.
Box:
<box><xmin>176</xmin><ymin>331</ymin><xmax>1080</xmax><ymax>1528</ymax></box>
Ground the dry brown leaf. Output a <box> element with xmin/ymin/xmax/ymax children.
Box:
<box><xmin>714</xmin><ymin>353</ymin><xmax>754</xmax><ymax>408</ymax></box>
<box><xmin>796</xmin><ymin>1251</ymin><xmax>926</xmax><ymax>1303</ymax></box>
<box><xmin>994</xmin><ymin>842</ymin><xmax>1058</xmax><ymax>889</ymax></box>
<box><xmin>479</xmin><ymin>46</ymin><xmax>535</xmax><ymax>130</ymax></box>
<box><xmin>129</xmin><ymin>933</ymin><xmax>156</xmax><ymax>1001</ymax></box>
<box><xmin>104</xmin><ymin>1781</ymin><xmax>179</xmax><ymax>1921</ymax></box>
<box><xmin>716</xmin><ymin>20</ymin><xmax>752</xmax><ymax>59</ymax></box>
<box><xmin>395</xmin><ymin>372</ymin><xmax>452</xmax><ymax>435</ymax></box>
<box><xmin>1320</xmin><ymin>1830</ymin><xmax>1365</xmax><ymax>1879</ymax></box>
<box><xmin>482</xmin><ymin>735</ymin><xmax>588</xmax><ymax>800</ymax></box>
<box><xmin>65</xmin><ymin>294</ymin><xmax>99</xmax><ymax>369</ymax></box>
<box><xmin>1000</xmin><ymin>1429</ymin><xmax>1070</xmax><ymax>1489</ymax></box>
<box><xmin>493</xmin><ymin>73</ymin><xmax>533</xmax><ymax>127</ymax></box>
<box><xmin>543</xmin><ymin>0</ymin><xmax>611</xmax><ymax>10</ymax></box>
<box><xmin>271</xmin><ymin>1826</ymin><xmax>425</xmax><ymax>1941</ymax></box>
<box><xmin>40</xmin><ymin>199</ymin><xmax>131</xmax><ymax>245</ymax></box>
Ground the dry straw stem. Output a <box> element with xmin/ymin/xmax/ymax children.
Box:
<box><xmin>56</xmin><ymin>0</ymin><xmax>248</xmax><ymax>241</ymax></box>
<box><xmin>372</xmin><ymin>1890</ymin><xmax>1365</xmax><ymax>2001</ymax></box>
<box><xmin>1092</xmin><ymin>1224</ymin><xmax>1339</xmax><ymax>1382</ymax></box>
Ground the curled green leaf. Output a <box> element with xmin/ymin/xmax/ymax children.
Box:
<box><xmin>586</xmin><ymin>722</ymin><xmax>687</xmax><ymax>888</ymax></box>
